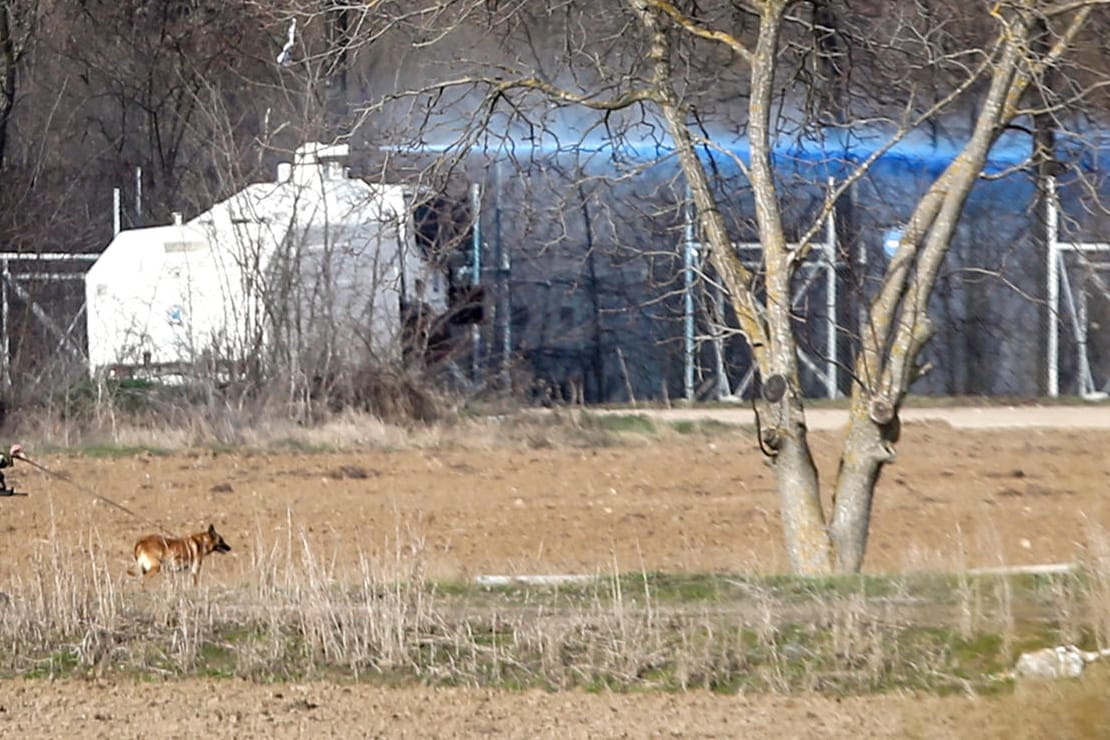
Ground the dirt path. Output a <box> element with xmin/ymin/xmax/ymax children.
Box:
<box><xmin>602</xmin><ymin>402</ymin><xmax>1110</xmax><ymax>430</ymax></box>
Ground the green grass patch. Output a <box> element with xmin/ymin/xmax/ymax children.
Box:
<box><xmin>578</xmin><ymin>412</ymin><xmax>658</xmax><ymax>435</ymax></box>
<box><xmin>667</xmin><ymin>418</ymin><xmax>740</xmax><ymax>435</ymax></box>
<box><xmin>75</xmin><ymin>444</ymin><xmax>173</xmax><ymax>459</ymax></box>
<box><xmin>625</xmin><ymin>572</ymin><xmax>729</xmax><ymax>602</ymax></box>
<box><xmin>269</xmin><ymin>438</ymin><xmax>338</xmax><ymax>454</ymax></box>
<box><xmin>198</xmin><ymin>642</ymin><xmax>236</xmax><ymax>675</ymax></box>
<box><xmin>23</xmin><ymin>647</ymin><xmax>83</xmax><ymax>679</ymax></box>
<box><xmin>443</xmin><ymin>570</ymin><xmax>1081</xmax><ymax>615</ymax></box>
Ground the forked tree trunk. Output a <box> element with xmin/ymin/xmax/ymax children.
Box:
<box><xmin>622</xmin><ymin>0</ymin><xmax>1094</xmax><ymax>574</ymax></box>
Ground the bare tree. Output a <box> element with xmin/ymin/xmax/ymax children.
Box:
<box><xmin>316</xmin><ymin>0</ymin><xmax>1109</xmax><ymax>573</ymax></box>
<box><xmin>614</xmin><ymin>1</ymin><xmax>1103</xmax><ymax>574</ymax></box>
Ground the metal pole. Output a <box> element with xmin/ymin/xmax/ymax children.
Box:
<box><xmin>501</xmin><ymin>233</ymin><xmax>511</xmax><ymax>391</ymax></box>
<box><xmin>113</xmin><ymin>188</ymin><xmax>121</xmax><ymax>236</ymax></box>
<box><xmin>683</xmin><ymin>188</ymin><xmax>696</xmax><ymax>402</ymax></box>
<box><xmin>494</xmin><ymin>159</ymin><xmax>510</xmax><ymax>390</ymax></box>
<box><xmin>1047</xmin><ymin>177</ymin><xmax>1059</xmax><ymax>397</ymax></box>
<box><xmin>0</xmin><ymin>260</ymin><xmax>8</xmax><ymax>389</ymax></box>
<box><xmin>825</xmin><ymin>189</ymin><xmax>838</xmax><ymax>399</ymax></box>
<box><xmin>470</xmin><ymin>182</ymin><xmax>482</xmax><ymax>382</ymax></box>
<box><xmin>1077</xmin><ymin>277</ymin><xmax>1092</xmax><ymax>396</ymax></box>
<box><xmin>471</xmin><ymin>183</ymin><xmax>482</xmax><ymax>285</ymax></box>
<box><xmin>135</xmin><ymin>166</ymin><xmax>143</xmax><ymax>226</ymax></box>
<box><xmin>710</xmin><ymin>289</ymin><xmax>730</xmax><ymax>399</ymax></box>
<box><xmin>855</xmin><ymin>183</ymin><xmax>867</xmax><ymax>363</ymax></box>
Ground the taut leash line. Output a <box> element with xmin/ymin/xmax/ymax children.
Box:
<box><xmin>21</xmin><ymin>456</ymin><xmax>177</xmax><ymax>538</ymax></box>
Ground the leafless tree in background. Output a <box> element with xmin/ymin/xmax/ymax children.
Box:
<box><xmin>0</xmin><ymin>0</ymin><xmax>41</xmax><ymax>170</ymax></box>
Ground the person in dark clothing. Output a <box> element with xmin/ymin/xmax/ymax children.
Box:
<box><xmin>0</xmin><ymin>444</ymin><xmax>27</xmax><ymax>496</ymax></box>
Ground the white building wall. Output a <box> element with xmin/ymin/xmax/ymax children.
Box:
<box><xmin>85</xmin><ymin>223</ymin><xmax>223</xmax><ymax>371</ymax></box>
<box><xmin>86</xmin><ymin>143</ymin><xmax>448</xmax><ymax>376</ymax></box>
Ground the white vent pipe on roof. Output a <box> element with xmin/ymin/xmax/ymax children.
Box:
<box><xmin>294</xmin><ymin>141</ymin><xmax>349</xmax><ymax>164</ymax></box>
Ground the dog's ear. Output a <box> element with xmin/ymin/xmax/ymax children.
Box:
<box><xmin>208</xmin><ymin>523</ymin><xmax>217</xmax><ymax>536</ymax></box>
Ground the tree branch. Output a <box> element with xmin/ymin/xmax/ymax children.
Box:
<box><xmin>643</xmin><ymin>0</ymin><xmax>755</xmax><ymax>64</ymax></box>
<box><xmin>629</xmin><ymin>0</ymin><xmax>771</xmax><ymax>362</ymax></box>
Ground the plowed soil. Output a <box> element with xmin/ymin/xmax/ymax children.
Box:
<box><xmin>1</xmin><ymin>406</ymin><xmax>1108</xmax><ymax>738</ymax></box>
<box><xmin>1</xmin><ymin>672</ymin><xmax>1108</xmax><ymax>739</ymax></box>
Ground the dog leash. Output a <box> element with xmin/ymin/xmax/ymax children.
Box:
<box><xmin>20</xmin><ymin>456</ymin><xmax>178</xmax><ymax>538</ymax></box>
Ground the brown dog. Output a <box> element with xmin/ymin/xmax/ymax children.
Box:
<box><xmin>132</xmin><ymin>524</ymin><xmax>231</xmax><ymax>585</ymax></box>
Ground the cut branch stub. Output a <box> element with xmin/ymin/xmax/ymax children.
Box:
<box><xmin>762</xmin><ymin>374</ymin><xmax>787</xmax><ymax>403</ymax></box>
<box><xmin>868</xmin><ymin>396</ymin><xmax>895</xmax><ymax>426</ymax></box>
<box><xmin>760</xmin><ymin>425</ymin><xmax>783</xmax><ymax>455</ymax></box>
<box><xmin>912</xmin><ymin>361</ymin><xmax>934</xmax><ymax>384</ymax></box>
<box><xmin>867</xmin><ymin>395</ymin><xmax>901</xmax><ymax>460</ymax></box>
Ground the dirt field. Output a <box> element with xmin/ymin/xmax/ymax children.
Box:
<box><xmin>1</xmin><ymin>671</ymin><xmax>1109</xmax><ymax>739</ymax></box>
<box><xmin>1</xmin><ymin>405</ymin><xmax>1108</xmax><ymax>737</ymax></box>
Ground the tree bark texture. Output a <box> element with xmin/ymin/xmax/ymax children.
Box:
<box><xmin>0</xmin><ymin>3</ymin><xmax>16</xmax><ymax>169</ymax></box>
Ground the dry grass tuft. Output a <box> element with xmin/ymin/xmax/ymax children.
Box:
<box><xmin>3</xmin><ymin>512</ymin><xmax>1110</xmax><ymax>695</ymax></box>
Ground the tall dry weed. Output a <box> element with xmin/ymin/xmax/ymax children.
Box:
<box><xmin>0</xmin><ymin>511</ymin><xmax>1105</xmax><ymax>691</ymax></box>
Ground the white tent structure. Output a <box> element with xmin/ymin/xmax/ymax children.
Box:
<box><xmin>86</xmin><ymin>142</ymin><xmax>448</xmax><ymax>378</ymax></box>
